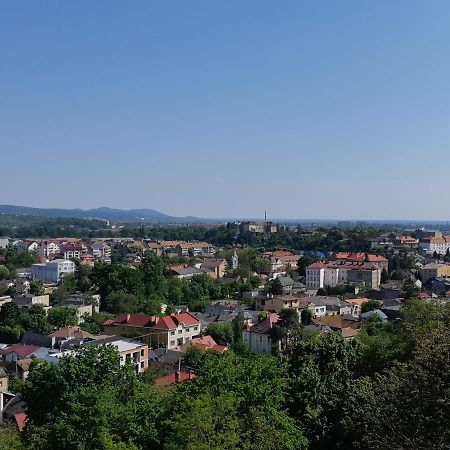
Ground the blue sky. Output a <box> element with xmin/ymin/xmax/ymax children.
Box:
<box><xmin>2</xmin><ymin>1</ymin><xmax>450</xmax><ymax>220</ymax></box>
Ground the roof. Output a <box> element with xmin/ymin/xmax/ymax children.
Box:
<box><xmin>48</xmin><ymin>326</ymin><xmax>94</xmax><ymax>339</ymax></box>
<box><xmin>154</xmin><ymin>371</ymin><xmax>195</xmax><ymax>385</ymax></box>
<box><xmin>346</xmin><ymin>298</ymin><xmax>369</xmax><ymax>306</ymax></box>
<box><xmin>15</xmin><ymin>413</ymin><xmax>28</xmax><ymax>432</ymax></box>
<box><xmin>0</xmin><ymin>343</ymin><xmax>40</xmax><ymax>358</ymax></box>
<box><xmin>360</xmin><ymin>309</ymin><xmax>388</xmax><ymax>320</ymax></box>
<box><xmin>247</xmin><ymin>313</ymin><xmax>279</xmax><ymax>335</ymax></box>
<box><xmin>107</xmin><ymin>312</ymin><xmax>200</xmax><ymax>330</ymax></box>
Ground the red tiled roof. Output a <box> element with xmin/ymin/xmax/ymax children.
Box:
<box><xmin>15</xmin><ymin>413</ymin><xmax>28</xmax><ymax>432</ymax></box>
<box><xmin>154</xmin><ymin>371</ymin><xmax>195</xmax><ymax>385</ymax></box>
<box><xmin>155</xmin><ymin>313</ymin><xmax>200</xmax><ymax>330</ymax></box>
<box><xmin>0</xmin><ymin>343</ymin><xmax>40</xmax><ymax>358</ymax></box>
<box><xmin>106</xmin><ymin>312</ymin><xmax>200</xmax><ymax>330</ymax></box>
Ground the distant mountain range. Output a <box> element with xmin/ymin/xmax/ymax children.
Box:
<box><xmin>0</xmin><ymin>205</ymin><xmax>204</xmax><ymax>223</ymax></box>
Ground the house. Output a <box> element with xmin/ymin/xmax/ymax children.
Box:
<box><xmin>419</xmin><ymin>263</ymin><xmax>450</xmax><ymax>283</ymax></box>
<box><xmin>60</xmin><ymin>294</ymin><xmax>100</xmax><ymax>323</ymax></box>
<box><xmin>263</xmin><ymin>251</ymin><xmax>301</xmax><ymax>274</ymax></box>
<box><xmin>255</xmin><ymin>293</ymin><xmax>309</xmax><ymax>315</ymax></box>
<box><xmin>306</xmin><ymin>296</ymin><xmax>352</xmax><ymax>317</ymax></box>
<box><xmin>0</xmin><ymin>344</ymin><xmax>42</xmax><ymax>362</ymax></box>
<box><xmin>200</xmin><ymin>258</ymin><xmax>227</xmax><ymax>278</ymax></box>
<box><xmin>0</xmin><ymin>367</ymin><xmax>8</xmax><ymax>392</ymax></box>
<box><xmin>187</xmin><ymin>335</ymin><xmax>227</xmax><ymax>353</ymax></box>
<box><xmin>103</xmin><ymin>313</ymin><xmax>201</xmax><ymax>349</ymax></box>
<box><xmin>170</xmin><ymin>265</ymin><xmax>207</xmax><ymax>279</ymax></box>
<box><xmin>346</xmin><ymin>298</ymin><xmax>370</xmax><ymax>316</ymax></box>
<box><xmin>48</xmin><ymin>326</ymin><xmax>95</xmax><ymax>348</ymax></box>
<box><xmin>360</xmin><ymin>309</ymin><xmax>388</xmax><ymax>322</ymax></box>
<box><xmin>312</xmin><ymin>315</ymin><xmax>360</xmax><ymax>339</ymax></box>
<box><xmin>392</xmin><ymin>236</ymin><xmax>419</xmax><ymax>247</ymax></box>
<box><xmin>13</xmin><ymin>240</ymin><xmax>39</xmax><ymax>253</ymax></box>
<box><xmin>149</xmin><ymin>348</ymin><xmax>186</xmax><ymax>373</ymax></box>
<box><xmin>14</xmin><ymin>294</ymin><xmax>50</xmax><ymax>311</ymax></box>
<box><xmin>431</xmin><ymin>277</ymin><xmax>450</xmax><ymax>295</ymax></box>
<box><xmin>242</xmin><ymin>313</ymin><xmax>279</xmax><ymax>354</ymax></box>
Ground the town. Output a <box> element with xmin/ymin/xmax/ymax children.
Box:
<box><xmin>0</xmin><ymin>218</ymin><xmax>449</xmax><ymax>449</ymax></box>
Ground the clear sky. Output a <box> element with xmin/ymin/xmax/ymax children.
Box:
<box><xmin>2</xmin><ymin>1</ymin><xmax>450</xmax><ymax>220</ymax></box>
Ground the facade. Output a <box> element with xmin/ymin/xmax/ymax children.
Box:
<box><xmin>242</xmin><ymin>313</ymin><xmax>279</xmax><ymax>354</ymax></box>
<box><xmin>175</xmin><ymin>242</ymin><xmax>214</xmax><ymax>257</ymax></box>
<box><xmin>60</xmin><ymin>242</ymin><xmax>83</xmax><ymax>259</ymax></box>
<box><xmin>38</xmin><ymin>241</ymin><xmax>60</xmax><ymax>257</ymax></box>
<box><xmin>200</xmin><ymin>258</ymin><xmax>227</xmax><ymax>278</ymax></box>
<box><xmin>90</xmin><ymin>242</ymin><xmax>111</xmax><ymax>259</ymax></box>
<box><xmin>333</xmin><ymin>252</ymin><xmax>389</xmax><ymax>271</ymax></box>
<box><xmin>13</xmin><ymin>240</ymin><xmax>38</xmax><ymax>253</ymax></box>
<box><xmin>14</xmin><ymin>294</ymin><xmax>50</xmax><ymax>310</ymax></box>
<box><xmin>306</xmin><ymin>261</ymin><xmax>381</xmax><ymax>290</ymax></box>
<box><xmin>255</xmin><ymin>293</ymin><xmax>308</xmax><ymax>315</ymax></box>
<box><xmin>60</xmin><ymin>294</ymin><xmax>100</xmax><ymax>323</ymax></box>
<box><xmin>103</xmin><ymin>313</ymin><xmax>201</xmax><ymax>349</ymax></box>
<box><xmin>419</xmin><ymin>236</ymin><xmax>450</xmax><ymax>255</ymax></box>
<box><xmin>419</xmin><ymin>263</ymin><xmax>450</xmax><ymax>283</ymax></box>
<box><xmin>31</xmin><ymin>259</ymin><xmax>75</xmax><ymax>282</ymax></box>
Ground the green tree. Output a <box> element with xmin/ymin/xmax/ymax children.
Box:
<box><xmin>0</xmin><ymin>301</ymin><xmax>21</xmax><ymax>325</ymax></box>
<box><xmin>361</xmin><ymin>299</ymin><xmax>381</xmax><ymax>313</ymax></box>
<box><xmin>47</xmin><ymin>307</ymin><xmax>78</xmax><ymax>329</ymax></box>
<box><xmin>205</xmin><ymin>323</ymin><xmax>234</xmax><ymax>346</ymax></box>
<box><xmin>29</xmin><ymin>279</ymin><xmax>44</xmax><ymax>296</ymax></box>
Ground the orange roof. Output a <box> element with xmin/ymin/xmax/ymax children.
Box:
<box><xmin>346</xmin><ymin>298</ymin><xmax>369</xmax><ymax>305</ymax></box>
<box><xmin>155</xmin><ymin>371</ymin><xmax>195</xmax><ymax>385</ymax></box>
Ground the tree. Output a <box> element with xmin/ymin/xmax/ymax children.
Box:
<box><xmin>0</xmin><ymin>265</ymin><xmax>10</xmax><ymax>280</ymax></box>
<box><xmin>266</xmin><ymin>277</ymin><xmax>283</xmax><ymax>295</ymax></box>
<box><xmin>47</xmin><ymin>307</ymin><xmax>78</xmax><ymax>329</ymax></box>
<box><xmin>361</xmin><ymin>299</ymin><xmax>381</xmax><ymax>313</ymax></box>
<box><xmin>20</xmin><ymin>304</ymin><xmax>51</xmax><ymax>335</ymax></box>
<box><xmin>0</xmin><ymin>302</ymin><xmax>21</xmax><ymax>325</ymax></box>
<box><xmin>272</xmin><ymin>309</ymin><xmax>302</xmax><ymax>350</ymax></box>
<box><xmin>301</xmin><ymin>308</ymin><xmax>312</xmax><ymax>325</ymax></box>
<box><xmin>29</xmin><ymin>279</ymin><xmax>44</xmax><ymax>296</ymax></box>
<box><xmin>205</xmin><ymin>323</ymin><xmax>234</xmax><ymax>346</ymax></box>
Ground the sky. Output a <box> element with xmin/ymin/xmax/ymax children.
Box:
<box><xmin>1</xmin><ymin>1</ymin><xmax>450</xmax><ymax>221</ymax></box>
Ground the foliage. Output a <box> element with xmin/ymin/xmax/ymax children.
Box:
<box><xmin>29</xmin><ymin>280</ymin><xmax>45</xmax><ymax>296</ymax></box>
<box><xmin>47</xmin><ymin>307</ymin><xmax>78</xmax><ymax>329</ymax></box>
<box><xmin>360</xmin><ymin>299</ymin><xmax>381</xmax><ymax>313</ymax></box>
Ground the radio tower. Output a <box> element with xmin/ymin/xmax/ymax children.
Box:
<box><xmin>265</xmin><ymin>210</ymin><xmax>267</xmax><ymax>222</ymax></box>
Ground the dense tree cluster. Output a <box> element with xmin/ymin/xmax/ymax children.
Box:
<box><xmin>2</xmin><ymin>299</ymin><xmax>448</xmax><ymax>449</ymax></box>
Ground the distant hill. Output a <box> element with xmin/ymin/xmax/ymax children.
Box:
<box><xmin>0</xmin><ymin>205</ymin><xmax>202</xmax><ymax>223</ymax></box>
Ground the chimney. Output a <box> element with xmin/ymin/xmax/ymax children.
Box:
<box><xmin>175</xmin><ymin>371</ymin><xmax>180</xmax><ymax>383</ymax></box>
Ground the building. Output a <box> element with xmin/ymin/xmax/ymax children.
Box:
<box><xmin>0</xmin><ymin>344</ymin><xmax>41</xmax><ymax>362</ymax></box>
<box><xmin>90</xmin><ymin>242</ymin><xmax>111</xmax><ymax>260</ymax></box>
<box><xmin>31</xmin><ymin>259</ymin><xmax>75</xmax><ymax>282</ymax></box>
<box><xmin>38</xmin><ymin>240</ymin><xmax>60</xmax><ymax>257</ymax></box>
<box><xmin>419</xmin><ymin>236</ymin><xmax>450</xmax><ymax>255</ymax></box>
<box><xmin>333</xmin><ymin>252</ymin><xmax>389</xmax><ymax>271</ymax></box>
<box><xmin>255</xmin><ymin>293</ymin><xmax>308</xmax><ymax>315</ymax></box>
<box><xmin>60</xmin><ymin>294</ymin><xmax>100</xmax><ymax>323</ymax></box>
<box><xmin>14</xmin><ymin>294</ymin><xmax>50</xmax><ymax>310</ymax></box>
<box><xmin>231</xmin><ymin>249</ymin><xmax>239</xmax><ymax>270</ymax></box>
<box><xmin>263</xmin><ymin>251</ymin><xmax>301</xmax><ymax>274</ymax></box>
<box><xmin>242</xmin><ymin>313</ymin><xmax>280</xmax><ymax>354</ymax></box>
<box><xmin>13</xmin><ymin>240</ymin><xmax>38</xmax><ymax>253</ymax></box>
<box><xmin>103</xmin><ymin>313</ymin><xmax>201</xmax><ymax>349</ymax></box>
<box><xmin>200</xmin><ymin>258</ymin><xmax>227</xmax><ymax>278</ymax></box>
<box><xmin>306</xmin><ymin>296</ymin><xmax>352</xmax><ymax>317</ymax></box>
<box><xmin>419</xmin><ymin>263</ymin><xmax>450</xmax><ymax>283</ymax></box>
<box><xmin>175</xmin><ymin>242</ymin><xmax>214</xmax><ymax>257</ymax></box>
<box><xmin>306</xmin><ymin>261</ymin><xmax>382</xmax><ymax>290</ymax></box>
<box><xmin>59</xmin><ymin>242</ymin><xmax>83</xmax><ymax>259</ymax></box>
<box><xmin>392</xmin><ymin>236</ymin><xmax>419</xmax><ymax>247</ymax></box>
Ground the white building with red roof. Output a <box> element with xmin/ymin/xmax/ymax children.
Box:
<box><xmin>103</xmin><ymin>312</ymin><xmax>202</xmax><ymax>349</ymax></box>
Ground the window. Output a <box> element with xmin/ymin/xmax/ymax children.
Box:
<box><xmin>194</xmin><ymin>326</ymin><xmax>198</xmax><ymax>331</ymax></box>
<box><xmin>170</xmin><ymin>331</ymin><xmax>175</xmax><ymax>335</ymax></box>
<box><xmin>178</xmin><ymin>329</ymin><xmax>182</xmax><ymax>334</ymax></box>
<box><xmin>170</xmin><ymin>340</ymin><xmax>175</xmax><ymax>346</ymax></box>
<box><xmin>140</xmin><ymin>349</ymin><xmax>144</xmax><ymax>357</ymax></box>
<box><xmin>140</xmin><ymin>361</ymin><xmax>144</xmax><ymax>369</ymax></box>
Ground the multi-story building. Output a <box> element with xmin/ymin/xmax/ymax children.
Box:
<box><xmin>31</xmin><ymin>259</ymin><xmax>75</xmax><ymax>282</ymax></box>
<box><xmin>242</xmin><ymin>313</ymin><xmax>280</xmax><ymax>354</ymax></box>
<box><xmin>306</xmin><ymin>261</ymin><xmax>382</xmax><ymax>290</ymax></box>
<box><xmin>419</xmin><ymin>236</ymin><xmax>450</xmax><ymax>255</ymax></box>
<box><xmin>263</xmin><ymin>250</ymin><xmax>301</xmax><ymax>274</ymax></box>
<box><xmin>333</xmin><ymin>252</ymin><xmax>389</xmax><ymax>271</ymax></box>
<box><xmin>419</xmin><ymin>263</ymin><xmax>450</xmax><ymax>283</ymax></box>
<box><xmin>90</xmin><ymin>242</ymin><xmax>111</xmax><ymax>260</ymax></box>
<box><xmin>59</xmin><ymin>242</ymin><xmax>84</xmax><ymax>259</ymax></box>
<box><xmin>13</xmin><ymin>240</ymin><xmax>38</xmax><ymax>253</ymax></box>
<box><xmin>38</xmin><ymin>240</ymin><xmax>60</xmax><ymax>257</ymax></box>
<box><xmin>255</xmin><ymin>293</ymin><xmax>308</xmax><ymax>315</ymax></box>
<box><xmin>175</xmin><ymin>242</ymin><xmax>214</xmax><ymax>257</ymax></box>
<box><xmin>103</xmin><ymin>313</ymin><xmax>201</xmax><ymax>349</ymax></box>
<box><xmin>14</xmin><ymin>294</ymin><xmax>50</xmax><ymax>310</ymax></box>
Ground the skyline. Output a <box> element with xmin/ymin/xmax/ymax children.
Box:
<box><xmin>2</xmin><ymin>1</ymin><xmax>450</xmax><ymax>219</ymax></box>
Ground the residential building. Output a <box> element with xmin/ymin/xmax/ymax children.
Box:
<box><xmin>103</xmin><ymin>313</ymin><xmax>201</xmax><ymax>349</ymax></box>
<box><xmin>242</xmin><ymin>313</ymin><xmax>280</xmax><ymax>354</ymax></box>
<box><xmin>14</xmin><ymin>294</ymin><xmax>50</xmax><ymax>310</ymax></box>
<box><xmin>175</xmin><ymin>242</ymin><xmax>214</xmax><ymax>257</ymax></box>
<box><xmin>306</xmin><ymin>296</ymin><xmax>352</xmax><ymax>317</ymax></box>
<box><xmin>200</xmin><ymin>258</ymin><xmax>227</xmax><ymax>278</ymax></box>
<box><xmin>31</xmin><ymin>259</ymin><xmax>75</xmax><ymax>282</ymax></box>
<box><xmin>38</xmin><ymin>240</ymin><xmax>60</xmax><ymax>257</ymax></box>
<box><xmin>0</xmin><ymin>344</ymin><xmax>42</xmax><ymax>362</ymax></box>
<box><xmin>255</xmin><ymin>293</ymin><xmax>308</xmax><ymax>315</ymax></box>
<box><xmin>13</xmin><ymin>240</ymin><xmax>38</xmax><ymax>253</ymax></box>
<box><xmin>392</xmin><ymin>236</ymin><xmax>419</xmax><ymax>247</ymax></box>
<box><xmin>419</xmin><ymin>263</ymin><xmax>450</xmax><ymax>283</ymax></box>
<box><xmin>59</xmin><ymin>242</ymin><xmax>83</xmax><ymax>259</ymax></box>
<box><xmin>90</xmin><ymin>242</ymin><xmax>111</xmax><ymax>260</ymax></box>
<box><xmin>60</xmin><ymin>294</ymin><xmax>100</xmax><ymax>323</ymax></box>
